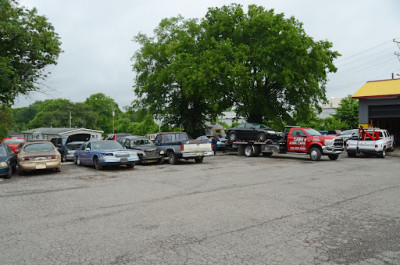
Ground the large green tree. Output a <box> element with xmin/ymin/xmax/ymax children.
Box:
<box><xmin>0</xmin><ymin>104</ymin><xmax>13</xmax><ymax>138</ymax></box>
<box><xmin>0</xmin><ymin>0</ymin><xmax>62</xmax><ymax>104</ymax></box>
<box><xmin>133</xmin><ymin>16</ymin><xmax>232</xmax><ymax>137</ymax></box>
<box><xmin>133</xmin><ymin>4</ymin><xmax>339</xmax><ymax>136</ymax></box>
<box><xmin>202</xmin><ymin>4</ymin><xmax>339</xmax><ymax>124</ymax></box>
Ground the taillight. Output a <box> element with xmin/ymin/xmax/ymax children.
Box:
<box><xmin>180</xmin><ymin>144</ymin><xmax>184</xmax><ymax>151</ymax></box>
<box><xmin>46</xmin><ymin>156</ymin><xmax>59</xmax><ymax>159</ymax></box>
<box><xmin>21</xmin><ymin>157</ymin><xmax>30</xmax><ymax>161</ymax></box>
<box><xmin>211</xmin><ymin>144</ymin><xmax>214</xmax><ymax>150</ymax></box>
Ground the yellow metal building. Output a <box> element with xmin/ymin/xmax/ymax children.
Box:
<box><xmin>352</xmin><ymin>78</ymin><xmax>400</xmax><ymax>144</ymax></box>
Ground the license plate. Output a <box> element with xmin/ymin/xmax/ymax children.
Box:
<box><xmin>36</xmin><ymin>163</ymin><xmax>46</xmax><ymax>169</ymax></box>
<box><xmin>120</xmin><ymin>158</ymin><xmax>128</xmax><ymax>163</ymax></box>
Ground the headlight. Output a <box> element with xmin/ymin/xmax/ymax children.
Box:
<box><xmin>324</xmin><ymin>140</ymin><xmax>334</xmax><ymax>146</ymax></box>
<box><xmin>159</xmin><ymin>150</ymin><xmax>165</xmax><ymax>155</ymax></box>
<box><xmin>0</xmin><ymin>162</ymin><xmax>8</xmax><ymax>168</ymax></box>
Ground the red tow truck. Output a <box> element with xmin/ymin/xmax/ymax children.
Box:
<box><xmin>229</xmin><ymin>126</ymin><xmax>344</xmax><ymax>161</ymax></box>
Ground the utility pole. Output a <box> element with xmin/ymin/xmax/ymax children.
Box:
<box><xmin>112</xmin><ymin>109</ymin><xmax>115</xmax><ymax>134</ymax></box>
<box><xmin>394</xmin><ymin>39</ymin><xmax>400</xmax><ymax>62</ymax></box>
<box><xmin>69</xmin><ymin>112</ymin><xmax>72</xmax><ymax>128</ymax></box>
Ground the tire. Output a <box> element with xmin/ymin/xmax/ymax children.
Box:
<box><xmin>126</xmin><ymin>163</ymin><xmax>134</xmax><ymax>169</ymax></box>
<box><xmin>94</xmin><ymin>157</ymin><xmax>103</xmax><ymax>170</ymax></box>
<box><xmin>194</xmin><ymin>157</ymin><xmax>204</xmax><ymax>163</ymax></box>
<box><xmin>328</xmin><ymin>154</ymin><xmax>339</xmax><ymax>160</ymax></box>
<box><xmin>168</xmin><ymin>152</ymin><xmax>178</xmax><ymax>165</ymax></box>
<box><xmin>257</xmin><ymin>132</ymin><xmax>267</xmax><ymax>142</ymax></box>
<box><xmin>253</xmin><ymin>145</ymin><xmax>261</xmax><ymax>156</ymax></box>
<box><xmin>5</xmin><ymin>166</ymin><xmax>12</xmax><ymax>179</ymax></box>
<box><xmin>244</xmin><ymin>145</ymin><xmax>254</xmax><ymax>157</ymax></box>
<box><xmin>347</xmin><ymin>151</ymin><xmax>356</xmax><ymax>158</ymax></box>
<box><xmin>309</xmin><ymin>147</ymin><xmax>322</xmax><ymax>161</ymax></box>
<box><xmin>229</xmin><ymin>132</ymin><xmax>237</xmax><ymax>141</ymax></box>
<box><xmin>237</xmin><ymin>145</ymin><xmax>245</xmax><ymax>156</ymax></box>
<box><xmin>377</xmin><ymin>149</ymin><xmax>386</xmax><ymax>158</ymax></box>
<box><xmin>262</xmin><ymin>152</ymin><xmax>273</xmax><ymax>157</ymax></box>
<box><xmin>75</xmin><ymin>156</ymin><xmax>82</xmax><ymax>166</ymax></box>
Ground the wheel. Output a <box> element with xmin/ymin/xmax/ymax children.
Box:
<box><xmin>347</xmin><ymin>151</ymin><xmax>356</xmax><ymax>157</ymax></box>
<box><xmin>126</xmin><ymin>163</ymin><xmax>134</xmax><ymax>168</ymax></box>
<box><xmin>237</xmin><ymin>145</ymin><xmax>245</xmax><ymax>156</ymax></box>
<box><xmin>244</xmin><ymin>145</ymin><xmax>254</xmax><ymax>157</ymax></box>
<box><xmin>229</xmin><ymin>132</ymin><xmax>237</xmax><ymax>141</ymax></box>
<box><xmin>328</xmin><ymin>154</ymin><xmax>339</xmax><ymax>160</ymax></box>
<box><xmin>94</xmin><ymin>157</ymin><xmax>103</xmax><ymax>170</ymax></box>
<box><xmin>257</xmin><ymin>132</ymin><xmax>267</xmax><ymax>142</ymax></box>
<box><xmin>253</xmin><ymin>145</ymin><xmax>261</xmax><ymax>156</ymax></box>
<box><xmin>262</xmin><ymin>152</ymin><xmax>273</xmax><ymax>157</ymax></box>
<box><xmin>168</xmin><ymin>152</ymin><xmax>178</xmax><ymax>165</ymax></box>
<box><xmin>309</xmin><ymin>147</ymin><xmax>321</xmax><ymax>161</ymax></box>
<box><xmin>377</xmin><ymin>149</ymin><xmax>386</xmax><ymax>158</ymax></box>
<box><xmin>194</xmin><ymin>157</ymin><xmax>203</xmax><ymax>163</ymax></box>
<box><xmin>75</xmin><ymin>156</ymin><xmax>82</xmax><ymax>166</ymax></box>
<box><xmin>5</xmin><ymin>166</ymin><xmax>12</xmax><ymax>179</ymax></box>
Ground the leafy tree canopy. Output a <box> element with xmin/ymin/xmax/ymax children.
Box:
<box><xmin>27</xmin><ymin>99</ymin><xmax>97</xmax><ymax>129</ymax></box>
<box><xmin>133</xmin><ymin>4</ymin><xmax>339</xmax><ymax>137</ymax></box>
<box><xmin>84</xmin><ymin>93</ymin><xmax>121</xmax><ymax>134</ymax></box>
<box><xmin>0</xmin><ymin>0</ymin><xmax>62</xmax><ymax>104</ymax></box>
<box><xmin>333</xmin><ymin>95</ymin><xmax>359</xmax><ymax>128</ymax></box>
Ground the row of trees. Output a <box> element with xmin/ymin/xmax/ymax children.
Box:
<box><xmin>7</xmin><ymin>93</ymin><xmax>358</xmax><ymax>137</ymax></box>
<box><xmin>8</xmin><ymin>93</ymin><xmax>159</xmax><ymax>137</ymax></box>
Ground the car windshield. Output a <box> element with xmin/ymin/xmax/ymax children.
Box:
<box><xmin>3</xmin><ymin>139</ymin><xmax>25</xmax><ymax>144</ymax></box>
<box><xmin>304</xmin><ymin>129</ymin><xmax>321</xmax><ymax>136</ymax></box>
<box><xmin>340</xmin><ymin>130</ymin><xmax>352</xmax><ymax>135</ymax></box>
<box><xmin>132</xmin><ymin>139</ymin><xmax>154</xmax><ymax>147</ymax></box>
<box><xmin>0</xmin><ymin>147</ymin><xmax>7</xmax><ymax>156</ymax></box>
<box><xmin>24</xmin><ymin>143</ymin><xmax>54</xmax><ymax>152</ymax></box>
<box><xmin>91</xmin><ymin>141</ymin><xmax>123</xmax><ymax>150</ymax></box>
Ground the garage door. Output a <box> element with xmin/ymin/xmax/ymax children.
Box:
<box><xmin>369</xmin><ymin>104</ymin><xmax>400</xmax><ymax>118</ymax></box>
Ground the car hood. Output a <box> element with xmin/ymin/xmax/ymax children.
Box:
<box><xmin>66</xmin><ymin>134</ymin><xmax>91</xmax><ymax>144</ymax></box>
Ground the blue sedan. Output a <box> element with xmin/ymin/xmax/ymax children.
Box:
<box><xmin>74</xmin><ymin>140</ymin><xmax>140</xmax><ymax>170</ymax></box>
<box><xmin>0</xmin><ymin>144</ymin><xmax>17</xmax><ymax>179</ymax></box>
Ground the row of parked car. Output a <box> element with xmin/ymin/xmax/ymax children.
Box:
<box><xmin>0</xmin><ymin>131</ymin><xmax>216</xmax><ymax>179</ymax></box>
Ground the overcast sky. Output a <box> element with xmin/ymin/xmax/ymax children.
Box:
<box><xmin>13</xmin><ymin>0</ymin><xmax>400</xmax><ymax>109</ymax></box>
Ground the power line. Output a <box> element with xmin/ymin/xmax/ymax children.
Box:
<box><xmin>334</xmin><ymin>39</ymin><xmax>393</xmax><ymax>63</ymax></box>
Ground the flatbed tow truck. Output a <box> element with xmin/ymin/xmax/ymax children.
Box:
<box><xmin>227</xmin><ymin>126</ymin><xmax>344</xmax><ymax>161</ymax></box>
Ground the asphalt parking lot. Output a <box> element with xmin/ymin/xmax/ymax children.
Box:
<box><xmin>1</xmin><ymin>152</ymin><xmax>400</xmax><ymax>265</ymax></box>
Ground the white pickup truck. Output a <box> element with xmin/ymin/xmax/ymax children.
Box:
<box><xmin>346</xmin><ymin>128</ymin><xmax>395</xmax><ymax>158</ymax></box>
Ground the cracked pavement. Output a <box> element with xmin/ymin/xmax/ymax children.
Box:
<box><xmin>0</xmin><ymin>153</ymin><xmax>399</xmax><ymax>264</ymax></box>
